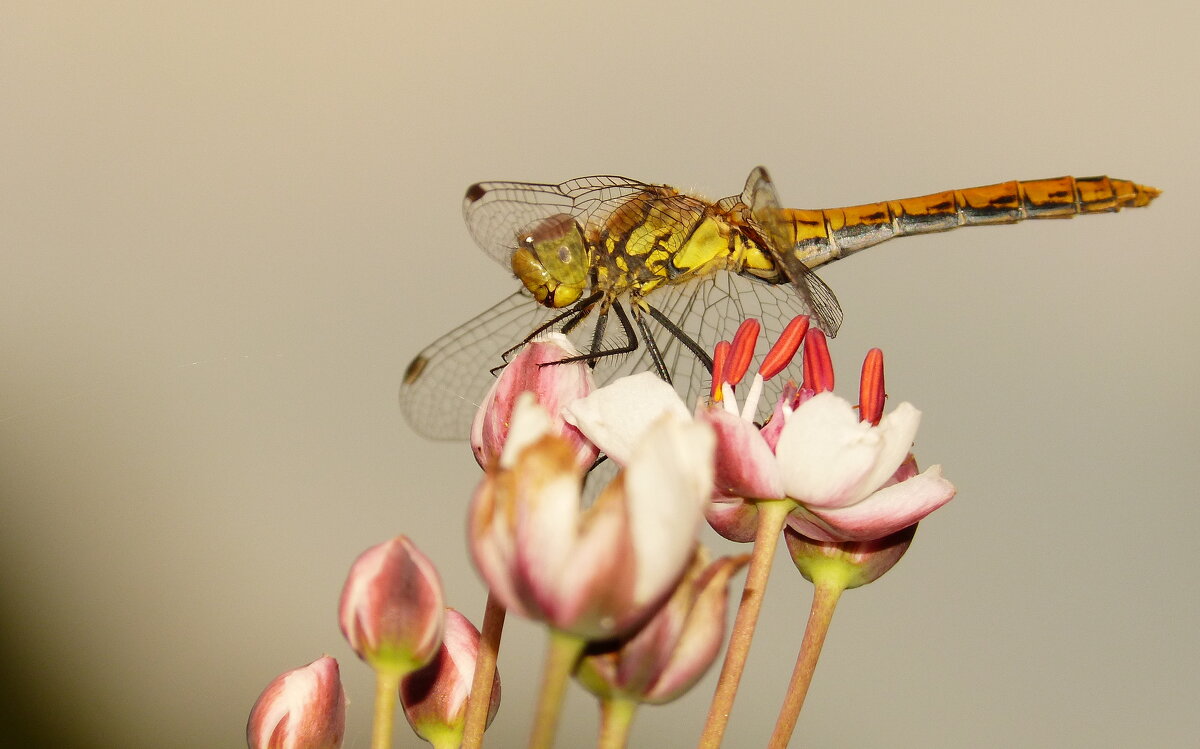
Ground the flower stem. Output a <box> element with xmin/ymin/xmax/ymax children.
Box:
<box><xmin>597</xmin><ymin>695</ymin><xmax>638</xmax><ymax>749</ymax></box>
<box><xmin>462</xmin><ymin>593</ymin><xmax>507</xmax><ymax>749</ymax></box>
<box><xmin>371</xmin><ymin>668</ymin><xmax>402</xmax><ymax>749</ymax></box>
<box><xmin>766</xmin><ymin>578</ymin><xmax>845</xmax><ymax>748</ymax></box>
<box><xmin>528</xmin><ymin>629</ymin><xmax>586</xmax><ymax>749</ymax></box>
<box><xmin>697</xmin><ymin>498</ymin><xmax>792</xmax><ymax>748</ymax></box>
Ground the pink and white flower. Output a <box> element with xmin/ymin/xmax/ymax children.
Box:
<box><xmin>469</xmin><ymin>395</ymin><xmax>715</xmax><ymax>640</ymax></box>
<box><xmin>566</xmin><ymin>317</ymin><xmax>955</xmax><ymax>544</ymax></box>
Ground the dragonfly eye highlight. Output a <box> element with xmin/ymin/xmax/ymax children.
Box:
<box><xmin>511</xmin><ymin>214</ymin><xmax>588</xmax><ymax>308</ymax></box>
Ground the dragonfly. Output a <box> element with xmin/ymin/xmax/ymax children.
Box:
<box><xmin>400</xmin><ymin>167</ymin><xmax>1159</xmax><ymax>439</ymax></box>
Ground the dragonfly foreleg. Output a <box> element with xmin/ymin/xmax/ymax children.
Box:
<box><xmin>494</xmin><ymin>292</ymin><xmax>604</xmax><ymax>372</ymax></box>
<box><xmin>544</xmin><ymin>298</ymin><xmax>640</xmax><ymax>370</ymax></box>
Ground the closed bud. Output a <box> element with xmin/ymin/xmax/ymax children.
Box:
<box><xmin>400</xmin><ymin>608</ymin><xmax>501</xmax><ymax>746</ymax></box>
<box><xmin>246</xmin><ymin>656</ymin><xmax>345</xmax><ymax>749</ymax></box>
<box><xmin>471</xmin><ymin>333</ymin><xmax>598</xmax><ymax>470</ymax></box>
<box><xmin>576</xmin><ymin>549</ymin><xmax>749</xmax><ymax>705</ymax></box>
<box><xmin>338</xmin><ymin>536</ymin><xmax>446</xmax><ymax>677</ymax></box>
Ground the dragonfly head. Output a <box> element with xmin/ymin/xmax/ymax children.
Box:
<box><xmin>512</xmin><ymin>213</ymin><xmax>589</xmax><ymax>308</ymax></box>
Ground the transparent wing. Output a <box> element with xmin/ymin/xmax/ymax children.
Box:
<box><xmin>399</xmin><ymin>291</ymin><xmax>564</xmax><ymax>439</ymax></box>
<box><xmin>400</xmin><ymin>271</ymin><xmax>816</xmax><ymax>439</ymax></box>
<box><xmin>740</xmin><ymin>166</ymin><xmax>844</xmax><ymax>336</ymax></box>
<box><xmin>462</xmin><ymin>175</ymin><xmax>657</xmax><ymax>267</ymax></box>
<box><xmin>627</xmin><ymin>271</ymin><xmax>814</xmax><ymax>417</ymax></box>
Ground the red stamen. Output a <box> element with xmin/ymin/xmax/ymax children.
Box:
<box><xmin>710</xmin><ymin>340</ymin><xmax>731</xmax><ymax>402</ymax></box>
<box><xmin>802</xmin><ymin>329</ymin><xmax>834</xmax><ymax>393</ymax></box>
<box><xmin>859</xmin><ymin>348</ymin><xmax>886</xmax><ymax>425</ymax></box>
<box><xmin>758</xmin><ymin>315</ymin><xmax>810</xmax><ymax>380</ymax></box>
<box><xmin>726</xmin><ymin>318</ymin><xmax>760</xmax><ymax>386</ymax></box>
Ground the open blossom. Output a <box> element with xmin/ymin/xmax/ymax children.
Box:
<box><xmin>247</xmin><ymin>656</ymin><xmax>345</xmax><ymax>749</ymax></box>
<box><xmin>400</xmin><ymin>608</ymin><xmax>501</xmax><ymax>746</ymax></box>
<box><xmin>469</xmin><ymin>394</ymin><xmax>715</xmax><ymax>640</ymax></box>
<box><xmin>571</xmin><ymin>317</ymin><xmax>955</xmax><ymax>543</ymax></box>
<box><xmin>338</xmin><ymin>536</ymin><xmax>446</xmax><ymax>676</ymax></box>
<box><xmin>471</xmin><ymin>332</ymin><xmax>598</xmax><ymax>470</ymax></box>
<box><xmin>575</xmin><ymin>548</ymin><xmax>749</xmax><ymax>705</ymax></box>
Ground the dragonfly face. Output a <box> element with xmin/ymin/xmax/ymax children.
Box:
<box><xmin>510</xmin><ymin>213</ymin><xmax>589</xmax><ymax>308</ymax></box>
<box><xmin>399</xmin><ymin>167</ymin><xmax>1158</xmax><ymax>440</ymax></box>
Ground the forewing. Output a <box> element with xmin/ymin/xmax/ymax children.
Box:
<box><xmin>741</xmin><ymin>166</ymin><xmax>844</xmax><ymax>336</ymax></box>
<box><xmin>399</xmin><ymin>291</ymin><xmax>562</xmax><ymax>439</ymax></box>
<box><xmin>463</xmin><ymin>175</ymin><xmax>656</xmax><ymax>268</ymax></box>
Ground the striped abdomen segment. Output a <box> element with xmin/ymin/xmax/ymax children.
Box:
<box><xmin>782</xmin><ymin>175</ymin><xmax>1161</xmax><ymax>269</ymax></box>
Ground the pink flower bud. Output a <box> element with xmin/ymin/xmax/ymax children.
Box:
<box><xmin>338</xmin><ymin>536</ymin><xmax>446</xmax><ymax>676</ymax></box>
<box><xmin>471</xmin><ymin>333</ymin><xmax>598</xmax><ymax>470</ymax></box>
<box><xmin>400</xmin><ymin>608</ymin><xmax>501</xmax><ymax>745</ymax></box>
<box><xmin>246</xmin><ymin>656</ymin><xmax>345</xmax><ymax>749</ymax></box>
<box><xmin>784</xmin><ymin>523</ymin><xmax>917</xmax><ymax>590</ymax></box>
<box><xmin>576</xmin><ymin>549</ymin><xmax>749</xmax><ymax>705</ymax></box>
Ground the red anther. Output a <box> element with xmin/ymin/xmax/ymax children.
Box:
<box><xmin>758</xmin><ymin>315</ymin><xmax>810</xmax><ymax>381</ymax></box>
<box><xmin>710</xmin><ymin>340</ymin><xmax>731</xmax><ymax>401</ymax></box>
<box><xmin>802</xmin><ymin>329</ymin><xmax>834</xmax><ymax>393</ymax></box>
<box><xmin>859</xmin><ymin>347</ymin><xmax>886</xmax><ymax>425</ymax></box>
<box><xmin>726</xmin><ymin>318</ymin><xmax>761</xmax><ymax>386</ymax></box>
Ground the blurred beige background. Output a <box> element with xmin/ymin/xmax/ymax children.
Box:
<box><xmin>2</xmin><ymin>2</ymin><xmax>1197</xmax><ymax>747</ymax></box>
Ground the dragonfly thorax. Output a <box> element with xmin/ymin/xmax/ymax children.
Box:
<box><xmin>510</xmin><ymin>213</ymin><xmax>589</xmax><ymax>308</ymax></box>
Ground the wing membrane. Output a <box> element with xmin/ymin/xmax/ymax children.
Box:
<box><xmin>629</xmin><ymin>270</ymin><xmax>814</xmax><ymax>413</ymax></box>
<box><xmin>463</xmin><ymin>175</ymin><xmax>655</xmax><ymax>267</ymax></box>
<box><xmin>399</xmin><ymin>291</ymin><xmax>561</xmax><ymax>439</ymax></box>
<box><xmin>741</xmin><ymin>166</ymin><xmax>844</xmax><ymax>335</ymax></box>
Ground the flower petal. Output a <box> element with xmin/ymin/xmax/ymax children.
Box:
<box><xmin>806</xmin><ymin>465</ymin><xmax>956</xmax><ymax>541</ymax></box>
<box><xmin>641</xmin><ymin>553</ymin><xmax>747</xmax><ymax>704</ymax></box>
<box><xmin>776</xmin><ymin>393</ymin><xmax>921</xmax><ymax>509</ymax></box>
<box><xmin>623</xmin><ymin>415</ymin><xmax>715</xmax><ymax>605</ymax></box>
<box><xmin>705</xmin><ymin>498</ymin><xmax>760</xmax><ymax>543</ymax></box>
<box><xmin>699</xmin><ymin>406</ymin><xmax>784</xmax><ymax>500</ymax></box>
<box><xmin>563</xmin><ymin>372</ymin><xmax>691</xmax><ymax>465</ymax></box>
<box><xmin>498</xmin><ymin>394</ymin><xmax>554</xmax><ymax>469</ymax></box>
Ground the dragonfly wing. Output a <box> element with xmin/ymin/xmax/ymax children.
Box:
<box><xmin>399</xmin><ymin>290</ymin><xmax>562</xmax><ymax>440</ymax></box>
<box><xmin>626</xmin><ymin>270</ymin><xmax>816</xmax><ymax>413</ymax></box>
<box><xmin>463</xmin><ymin>175</ymin><xmax>656</xmax><ymax>268</ymax></box>
<box><xmin>740</xmin><ymin>166</ymin><xmax>844</xmax><ymax>336</ymax></box>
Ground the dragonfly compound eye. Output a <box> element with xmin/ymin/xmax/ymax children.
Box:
<box><xmin>511</xmin><ymin>214</ymin><xmax>588</xmax><ymax>308</ymax></box>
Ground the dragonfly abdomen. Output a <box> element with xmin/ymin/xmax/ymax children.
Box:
<box><xmin>783</xmin><ymin>175</ymin><xmax>1160</xmax><ymax>270</ymax></box>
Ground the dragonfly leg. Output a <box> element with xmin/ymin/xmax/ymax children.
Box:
<box><xmin>632</xmin><ymin>305</ymin><xmax>672</xmax><ymax>384</ymax></box>
<box><xmin>585</xmin><ymin>306</ymin><xmax>609</xmax><ymax>369</ymax></box>
<box><xmin>644</xmin><ymin>303</ymin><xmax>715</xmax><ymax>374</ymax></box>
<box><xmin>546</xmin><ymin>299</ymin><xmax>640</xmax><ymax>368</ymax></box>
<box><xmin>494</xmin><ymin>292</ymin><xmax>604</xmax><ymax>371</ymax></box>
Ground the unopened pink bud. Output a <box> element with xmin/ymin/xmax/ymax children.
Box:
<box><xmin>471</xmin><ymin>333</ymin><xmax>598</xmax><ymax>470</ymax></box>
<box><xmin>246</xmin><ymin>656</ymin><xmax>345</xmax><ymax>749</ymax></box>
<box><xmin>338</xmin><ymin>536</ymin><xmax>446</xmax><ymax>676</ymax></box>
<box><xmin>400</xmin><ymin>608</ymin><xmax>501</xmax><ymax>746</ymax></box>
<box><xmin>576</xmin><ymin>549</ymin><xmax>749</xmax><ymax>705</ymax></box>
